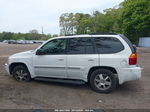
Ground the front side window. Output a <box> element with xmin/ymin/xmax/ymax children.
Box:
<box><xmin>68</xmin><ymin>37</ymin><xmax>95</xmax><ymax>54</ymax></box>
<box><xmin>94</xmin><ymin>37</ymin><xmax>124</xmax><ymax>54</ymax></box>
<box><xmin>41</xmin><ymin>38</ymin><xmax>66</xmax><ymax>54</ymax></box>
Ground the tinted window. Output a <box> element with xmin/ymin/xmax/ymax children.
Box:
<box><xmin>119</xmin><ymin>34</ymin><xmax>136</xmax><ymax>53</ymax></box>
<box><xmin>41</xmin><ymin>39</ymin><xmax>66</xmax><ymax>54</ymax></box>
<box><xmin>68</xmin><ymin>38</ymin><xmax>95</xmax><ymax>54</ymax></box>
<box><xmin>94</xmin><ymin>37</ymin><xmax>124</xmax><ymax>54</ymax></box>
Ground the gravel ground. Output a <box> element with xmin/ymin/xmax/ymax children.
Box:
<box><xmin>0</xmin><ymin>43</ymin><xmax>150</xmax><ymax>109</ymax></box>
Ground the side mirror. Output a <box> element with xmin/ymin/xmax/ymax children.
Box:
<box><xmin>36</xmin><ymin>49</ymin><xmax>46</xmax><ymax>55</ymax></box>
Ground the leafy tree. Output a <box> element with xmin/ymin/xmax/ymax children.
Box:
<box><xmin>76</xmin><ymin>14</ymin><xmax>91</xmax><ymax>34</ymax></box>
<box><xmin>29</xmin><ymin>29</ymin><xmax>39</xmax><ymax>34</ymax></box>
<box><xmin>41</xmin><ymin>34</ymin><xmax>52</xmax><ymax>40</ymax></box>
<box><xmin>90</xmin><ymin>11</ymin><xmax>108</xmax><ymax>33</ymax></box>
<box><xmin>59</xmin><ymin>0</ymin><xmax>150</xmax><ymax>43</ymax></box>
<box><xmin>0</xmin><ymin>32</ymin><xmax>13</xmax><ymax>40</ymax></box>
<box><xmin>60</xmin><ymin>13</ymin><xmax>91</xmax><ymax>35</ymax></box>
<box><xmin>104</xmin><ymin>8</ymin><xmax>122</xmax><ymax>33</ymax></box>
<box><xmin>120</xmin><ymin>0</ymin><xmax>150</xmax><ymax>42</ymax></box>
<box><xmin>29</xmin><ymin>29</ymin><xmax>41</xmax><ymax>40</ymax></box>
<box><xmin>60</xmin><ymin>13</ymin><xmax>75</xmax><ymax>35</ymax></box>
<box><xmin>0</xmin><ymin>31</ymin><xmax>53</xmax><ymax>40</ymax></box>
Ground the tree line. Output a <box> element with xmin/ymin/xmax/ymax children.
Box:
<box><xmin>59</xmin><ymin>0</ymin><xmax>150</xmax><ymax>43</ymax></box>
<box><xmin>0</xmin><ymin>29</ymin><xmax>58</xmax><ymax>40</ymax></box>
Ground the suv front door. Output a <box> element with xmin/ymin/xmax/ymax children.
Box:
<box><xmin>33</xmin><ymin>38</ymin><xmax>67</xmax><ymax>78</ymax></box>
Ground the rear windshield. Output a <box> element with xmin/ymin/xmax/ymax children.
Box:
<box><xmin>119</xmin><ymin>34</ymin><xmax>136</xmax><ymax>53</ymax></box>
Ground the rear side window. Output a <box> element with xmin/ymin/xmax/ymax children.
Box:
<box><xmin>68</xmin><ymin>37</ymin><xmax>95</xmax><ymax>54</ymax></box>
<box><xmin>94</xmin><ymin>37</ymin><xmax>124</xmax><ymax>54</ymax></box>
<box><xmin>119</xmin><ymin>34</ymin><xmax>136</xmax><ymax>53</ymax></box>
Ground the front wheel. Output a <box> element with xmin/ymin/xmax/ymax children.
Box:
<box><xmin>89</xmin><ymin>69</ymin><xmax>117</xmax><ymax>93</ymax></box>
<box><xmin>12</xmin><ymin>65</ymin><xmax>31</xmax><ymax>82</ymax></box>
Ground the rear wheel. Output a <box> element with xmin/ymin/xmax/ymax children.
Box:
<box><xmin>89</xmin><ymin>69</ymin><xmax>117</xmax><ymax>93</ymax></box>
<box><xmin>12</xmin><ymin>65</ymin><xmax>31</xmax><ymax>82</ymax></box>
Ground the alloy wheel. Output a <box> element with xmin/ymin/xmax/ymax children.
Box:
<box><xmin>94</xmin><ymin>74</ymin><xmax>112</xmax><ymax>90</ymax></box>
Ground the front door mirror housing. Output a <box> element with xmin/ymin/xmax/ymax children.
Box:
<box><xmin>36</xmin><ymin>49</ymin><xmax>46</xmax><ymax>55</ymax></box>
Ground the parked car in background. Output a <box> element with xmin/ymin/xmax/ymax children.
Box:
<box><xmin>5</xmin><ymin>34</ymin><xmax>142</xmax><ymax>93</ymax></box>
<box><xmin>8</xmin><ymin>40</ymin><xmax>17</xmax><ymax>44</ymax></box>
<box><xmin>3</xmin><ymin>40</ymin><xmax>8</xmax><ymax>43</ymax></box>
<box><xmin>33</xmin><ymin>40</ymin><xmax>45</xmax><ymax>44</ymax></box>
<box><xmin>2</xmin><ymin>40</ymin><xmax>45</xmax><ymax>44</ymax></box>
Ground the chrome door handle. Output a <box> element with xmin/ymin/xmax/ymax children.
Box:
<box><xmin>58</xmin><ymin>59</ymin><xmax>64</xmax><ymax>61</ymax></box>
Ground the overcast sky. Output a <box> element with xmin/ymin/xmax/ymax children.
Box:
<box><xmin>0</xmin><ymin>0</ymin><xmax>124</xmax><ymax>34</ymax></box>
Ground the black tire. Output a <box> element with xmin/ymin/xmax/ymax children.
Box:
<box><xmin>12</xmin><ymin>65</ymin><xmax>31</xmax><ymax>82</ymax></box>
<box><xmin>89</xmin><ymin>69</ymin><xmax>117</xmax><ymax>93</ymax></box>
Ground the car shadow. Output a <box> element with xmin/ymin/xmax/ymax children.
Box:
<box><xmin>33</xmin><ymin>79</ymin><xmax>90</xmax><ymax>90</ymax></box>
<box><xmin>31</xmin><ymin>79</ymin><xmax>143</xmax><ymax>94</ymax></box>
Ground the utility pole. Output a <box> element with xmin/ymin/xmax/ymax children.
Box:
<box><xmin>41</xmin><ymin>26</ymin><xmax>44</xmax><ymax>34</ymax></box>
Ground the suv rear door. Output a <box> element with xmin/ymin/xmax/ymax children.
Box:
<box><xmin>93</xmin><ymin>36</ymin><xmax>126</xmax><ymax>68</ymax></box>
<box><xmin>66</xmin><ymin>37</ymin><xmax>99</xmax><ymax>81</ymax></box>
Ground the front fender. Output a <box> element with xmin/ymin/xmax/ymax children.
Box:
<box><xmin>9</xmin><ymin>57</ymin><xmax>35</xmax><ymax>78</ymax></box>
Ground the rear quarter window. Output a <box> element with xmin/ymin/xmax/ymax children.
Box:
<box><xmin>94</xmin><ymin>37</ymin><xmax>124</xmax><ymax>54</ymax></box>
<box><xmin>119</xmin><ymin>34</ymin><xmax>136</xmax><ymax>53</ymax></box>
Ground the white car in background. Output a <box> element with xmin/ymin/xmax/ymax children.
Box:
<box><xmin>5</xmin><ymin>34</ymin><xmax>142</xmax><ymax>93</ymax></box>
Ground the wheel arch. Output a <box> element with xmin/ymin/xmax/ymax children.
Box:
<box><xmin>9</xmin><ymin>62</ymin><xmax>29</xmax><ymax>75</ymax></box>
<box><xmin>88</xmin><ymin>66</ymin><xmax>118</xmax><ymax>81</ymax></box>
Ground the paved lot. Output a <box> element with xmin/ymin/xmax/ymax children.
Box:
<box><xmin>0</xmin><ymin>43</ymin><xmax>150</xmax><ymax>109</ymax></box>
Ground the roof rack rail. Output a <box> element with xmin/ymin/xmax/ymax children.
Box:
<box><xmin>90</xmin><ymin>33</ymin><xmax>117</xmax><ymax>35</ymax></box>
<box><xmin>65</xmin><ymin>34</ymin><xmax>74</xmax><ymax>36</ymax></box>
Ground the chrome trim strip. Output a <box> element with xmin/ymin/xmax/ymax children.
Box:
<box><xmin>67</xmin><ymin>67</ymin><xmax>80</xmax><ymax>70</ymax></box>
<box><xmin>34</xmin><ymin>65</ymin><xmax>65</xmax><ymax>69</ymax></box>
<box><xmin>34</xmin><ymin>66</ymin><xmax>81</xmax><ymax>70</ymax></box>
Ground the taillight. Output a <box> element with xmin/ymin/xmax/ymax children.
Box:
<box><xmin>129</xmin><ymin>53</ymin><xmax>137</xmax><ymax>65</ymax></box>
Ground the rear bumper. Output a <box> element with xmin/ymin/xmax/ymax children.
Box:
<box><xmin>5</xmin><ymin>63</ymin><xmax>10</xmax><ymax>75</ymax></box>
<box><xmin>118</xmin><ymin>66</ymin><xmax>142</xmax><ymax>84</ymax></box>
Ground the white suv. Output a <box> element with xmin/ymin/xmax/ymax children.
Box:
<box><xmin>5</xmin><ymin>34</ymin><xmax>142</xmax><ymax>93</ymax></box>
